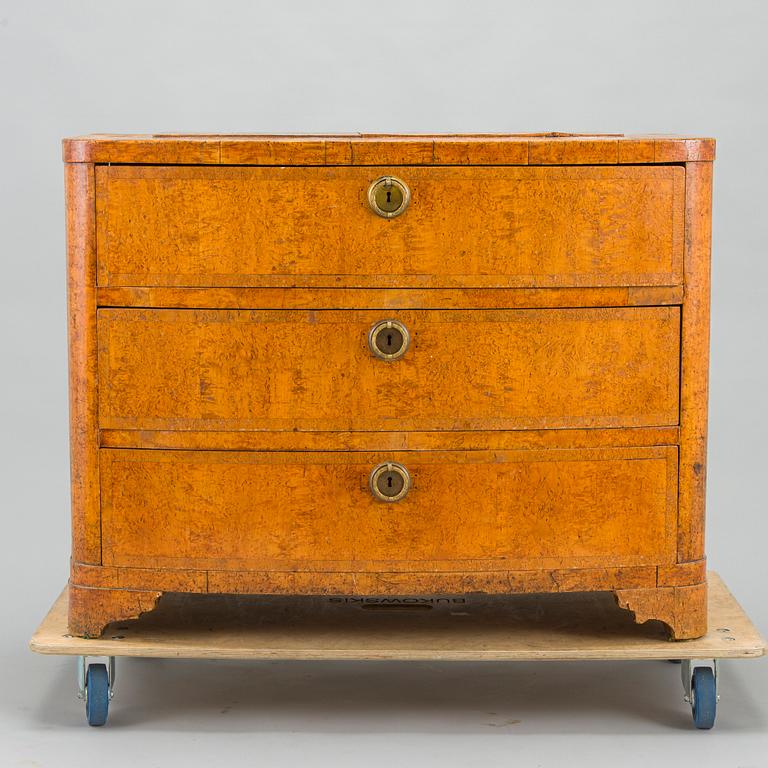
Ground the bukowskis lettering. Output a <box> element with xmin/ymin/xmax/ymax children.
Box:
<box><xmin>328</xmin><ymin>597</ymin><xmax>467</xmax><ymax>605</ymax></box>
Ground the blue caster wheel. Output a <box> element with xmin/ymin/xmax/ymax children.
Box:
<box><xmin>85</xmin><ymin>663</ymin><xmax>110</xmax><ymax>726</ymax></box>
<box><xmin>691</xmin><ymin>666</ymin><xmax>717</xmax><ymax>730</ymax></box>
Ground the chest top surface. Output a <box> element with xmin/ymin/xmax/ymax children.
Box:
<box><xmin>62</xmin><ymin>133</ymin><xmax>715</xmax><ymax>165</ymax></box>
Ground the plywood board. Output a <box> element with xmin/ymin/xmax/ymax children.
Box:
<box><xmin>30</xmin><ymin>573</ymin><xmax>764</xmax><ymax>661</ymax></box>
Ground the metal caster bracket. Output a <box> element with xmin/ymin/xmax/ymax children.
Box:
<box><xmin>681</xmin><ymin>658</ymin><xmax>719</xmax><ymax>703</ymax></box>
<box><xmin>77</xmin><ymin>655</ymin><xmax>116</xmax><ymax>701</ymax></box>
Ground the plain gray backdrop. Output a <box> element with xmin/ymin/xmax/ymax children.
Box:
<box><xmin>1</xmin><ymin>1</ymin><xmax>766</xmax><ymax>765</ymax></box>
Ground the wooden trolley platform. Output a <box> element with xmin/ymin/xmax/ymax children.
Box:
<box><xmin>30</xmin><ymin>572</ymin><xmax>765</xmax><ymax>728</ymax></box>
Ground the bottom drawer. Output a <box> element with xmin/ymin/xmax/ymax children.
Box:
<box><xmin>100</xmin><ymin>446</ymin><xmax>678</xmax><ymax>573</ymax></box>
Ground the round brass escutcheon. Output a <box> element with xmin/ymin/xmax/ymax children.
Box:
<box><xmin>368</xmin><ymin>176</ymin><xmax>411</xmax><ymax>218</ymax></box>
<box><xmin>368</xmin><ymin>319</ymin><xmax>410</xmax><ymax>361</ymax></box>
<box><xmin>369</xmin><ymin>462</ymin><xmax>411</xmax><ymax>503</ymax></box>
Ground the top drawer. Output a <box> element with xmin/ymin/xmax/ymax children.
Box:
<box><xmin>95</xmin><ymin>165</ymin><xmax>684</xmax><ymax>289</ymax></box>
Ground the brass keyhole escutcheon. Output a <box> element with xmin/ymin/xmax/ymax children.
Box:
<box><xmin>368</xmin><ymin>319</ymin><xmax>410</xmax><ymax>361</ymax></box>
<box><xmin>368</xmin><ymin>176</ymin><xmax>411</xmax><ymax>218</ymax></box>
<box><xmin>369</xmin><ymin>462</ymin><xmax>411</xmax><ymax>502</ymax></box>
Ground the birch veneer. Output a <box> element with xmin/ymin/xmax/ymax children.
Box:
<box><xmin>63</xmin><ymin>133</ymin><xmax>714</xmax><ymax>639</ymax></box>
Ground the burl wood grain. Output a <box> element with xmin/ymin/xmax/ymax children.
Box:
<box><xmin>67</xmin><ymin>559</ymin><xmax>711</xmax><ymax>639</ymax></box>
<box><xmin>68</xmin><ymin>583</ymin><xmax>162</xmax><ymax>639</ymax></box>
<box><xmin>62</xmin><ymin>134</ymin><xmax>715</xmax><ymax>640</ymax></box>
<box><xmin>615</xmin><ymin>582</ymin><xmax>707</xmax><ymax>640</ymax></box>
<box><xmin>678</xmin><ymin>161</ymin><xmax>713</xmax><ymax>563</ymax></box>
<box><xmin>99</xmin><ymin>447</ymin><xmax>677</xmax><ymax>572</ymax></box>
<box><xmin>204</xmin><ymin>568</ymin><xmax>657</xmax><ymax>599</ymax></box>
<box><xmin>65</xmin><ymin>163</ymin><xmax>100</xmax><ymax>564</ymax></box>
<box><xmin>94</xmin><ymin>285</ymin><xmax>684</xmax><ymax>310</ymax></box>
<box><xmin>95</xmin><ymin>165</ymin><xmax>684</xmax><ymax>289</ymax></box>
<box><xmin>62</xmin><ymin>133</ymin><xmax>715</xmax><ymax>165</ymax></box>
<box><xmin>658</xmin><ymin>558</ymin><xmax>707</xmax><ymax>587</ymax></box>
<box><xmin>100</xmin><ymin>426</ymin><xmax>680</xmax><ymax>452</ymax></box>
<box><xmin>97</xmin><ymin>307</ymin><xmax>680</xmax><ymax>433</ymax></box>
<box><xmin>70</xmin><ymin>560</ymin><xmax>658</xmax><ymax>593</ymax></box>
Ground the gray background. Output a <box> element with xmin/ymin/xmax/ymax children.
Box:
<box><xmin>1</xmin><ymin>0</ymin><xmax>766</xmax><ymax>765</ymax></box>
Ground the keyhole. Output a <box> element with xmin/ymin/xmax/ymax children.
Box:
<box><xmin>370</xmin><ymin>320</ymin><xmax>408</xmax><ymax>360</ymax></box>
<box><xmin>369</xmin><ymin>177</ymin><xmax>409</xmax><ymax>218</ymax></box>
<box><xmin>374</xmin><ymin>326</ymin><xmax>403</xmax><ymax>356</ymax></box>
<box><xmin>371</xmin><ymin>461</ymin><xmax>410</xmax><ymax>501</ymax></box>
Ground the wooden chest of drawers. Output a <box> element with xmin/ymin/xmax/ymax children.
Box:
<box><xmin>64</xmin><ymin>133</ymin><xmax>714</xmax><ymax>639</ymax></box>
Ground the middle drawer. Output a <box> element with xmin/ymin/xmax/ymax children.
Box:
<box><xmin>97</xmin><ymin>307</ymin><xmax>680</xmax><ymax>433</ymax></box>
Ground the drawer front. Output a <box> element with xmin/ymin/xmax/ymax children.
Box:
<box><xmin>100</xmin><ymin>447</ymin><xmax>678</xmax><ymax>571</ymax></box>
<box><xmin>98</xmin><ymin>307</ymin><xmax>680</xmax><ymax>432</ymax></box>
<box><xmin>96</xmin><ymin>165</ymin><xmax>684</xmax><ymax>289</ymax></box>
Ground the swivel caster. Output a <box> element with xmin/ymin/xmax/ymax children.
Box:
<box><xmin>77</xmin><ymin>656</ymin><xmax>115</xmax><ymax>726</ymax></box>
<box><xmin>681</xmin><ymin>659</ymin><xmax>718</xmax><ymax>730</ymax></box>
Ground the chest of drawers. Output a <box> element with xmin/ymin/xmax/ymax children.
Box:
<box><xmin>63</xmin><ymin>133</ymin><xmax>714</xmax><ymax>639</ymax></box>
